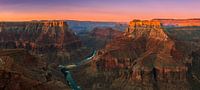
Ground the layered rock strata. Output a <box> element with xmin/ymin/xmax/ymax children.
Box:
<box><xmin>0</xmin><ymin>21</ymin><xmax>81</xmax><ymax>53</ymax></box>
<box><xmin>0</xmin><ymin>49</ymin><xmax>70</xmax><ymax>90</ymax></box>
<box><xmin>77</xmin><ymin>20</ymin><xmax>190</xmax><ymax>90</ymax></box>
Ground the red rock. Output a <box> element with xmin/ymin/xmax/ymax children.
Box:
<box><xmin>77</xmin><ymin>20</ymin><xmax>190</xmax><ymax>89</ymax></box>
<box><xmin>0</xmin><ymin>21</ymin><xmax>81</xmax><ymax>53</ymax></box>
<box><xmin>0</xmin><ymin>49</ymin><xmax>70</xmax><ymax>90</ymax></box>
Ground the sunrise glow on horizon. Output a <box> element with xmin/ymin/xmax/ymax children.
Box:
<box><xmin>0</xmin><ymin>0</ymin><xmax>200</xmax><ymax>22</ymax></box>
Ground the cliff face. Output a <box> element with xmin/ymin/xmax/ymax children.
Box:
<box><xmin>125</xmin><ymin>20</ymin><xmax>167</xmax><ymax>39</ymax></box>
<box><xmin>0</xmin><ymin>21</ymin><xmax>81</xmax><ymax>53</ymax></box>
<box><xmin>0</xmin><ymin>21</ymin><xmax>89</xmax><ymax>90</ymax></box>
<box><xmin>0</xmin><ymin>49</ymin><xmax>70</xmax><ymax>90</ymax></box>
<box><xmin>76</xmin><ymin>20</ymin><xmax>190</xmax><ymax>90</ymax></box>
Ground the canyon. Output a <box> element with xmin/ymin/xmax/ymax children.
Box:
<box><xmin>73</xmin><ymin>20</ymin><xmax>199</xmax><ymax>90</ymax></box>
<box><xmin>0</xmin><ymin>21</ymin><xmax>81</xmax><ymax>53</ymax></box>
<box><xmin>0</xmin><ymin>19</ymin><xmax>200</xmax><ymax>90</ymax></box>
<box><xmin>0</xmin><ymin>21</ymin><xmax>88</xmax><ymax>90</ymax></box>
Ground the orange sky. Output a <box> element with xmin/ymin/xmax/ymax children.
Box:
<box><xmin>0</xmin><ymin>0</ymin><xmax>200</xmax><ymax>22</ymax></box>
<box><xmin>1</xmin><ymin>14</ymin><xmax>199</xmax><ymax>22</ymax></box>
<box><xmin>1</xmin><ymin>11</ymin><xmax>199</xmax><ymax>22</ymax></box>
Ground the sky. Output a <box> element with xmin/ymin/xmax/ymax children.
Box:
<box><xmin>0</xmin><ymin>0</ymin><xmax>200</xmax><ymax>22</ymax></box>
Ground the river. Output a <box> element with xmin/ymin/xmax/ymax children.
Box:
<box><xmin>59</xmin><ymin>50</ymin><xmax>97</xmax><ymax>90</ymax></box>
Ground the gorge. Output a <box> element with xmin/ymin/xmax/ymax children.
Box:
<box><xmin>0</xmin><ymin>19</ymin><xmax>200</xmax><ymax>90</ymax></box>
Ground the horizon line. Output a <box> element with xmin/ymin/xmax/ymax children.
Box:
<box><xmin>1</xmin><ymin>18</ymin><xmax>200</xmax><ymax>22</ymax></box>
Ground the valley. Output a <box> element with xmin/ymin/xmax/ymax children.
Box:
<box><xmin>0</xmin><ymin>19</ymin><xmax>200</xmax><ymax>90</ymax></box>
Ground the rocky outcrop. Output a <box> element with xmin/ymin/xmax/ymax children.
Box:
<box><xmin>0</xmin><ymin>21</ymin><xmax>81</xmax><ymax>53</ymax></box>
<box><xmin>125</xmin><ymin>20</ymin><xmax>166</xmax><ymax>39</ymax></box>
<box><xmin>0</xmin><ymin>21</ymin><xmax>91</xmax><ymax>90</ymax></box>
<box><xmin>0</xmin><ymin>49</ymin><xmax>70</xmax><ymax>90</ymax></box>
<box><xmin>76</xmin><ymin>20</ymin><xmax>190</xmax><ymax>90</ymax></box>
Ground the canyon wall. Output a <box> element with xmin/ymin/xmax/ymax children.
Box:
<box><xmin>0</xmin><ymin>49</ymin><xmax>70</xmax><ymax>90</ymax></box>
<box><xmin>0</xmin><ymin>21</ymin><xmax>81</xmax><ymax>53</ymax></box>
<box><xmin>76</xmin><ymin>20</ymin><xmax>191</xmax><ymax>90</ymax></box>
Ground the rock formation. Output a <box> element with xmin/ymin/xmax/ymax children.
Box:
<box><xmin>0</xmin><ymin>49</ymin><xmax>70</xmax><ymax>90</ymax></box>
<box><xmin>0</xmin><ymin>21</ymin><xmax>81</xmax><ymax>53</ymax></box>
<box><xmin>1</xmin><ymin>19</ymin><xmax>199</xmax><ymax>90</ymax></box>
<box><xmin>0</xmin><ymin>21</ymin><xmax>90</xmax><ymax>90</ymax></box>
<box><xmin>75</xmin><ymin>20</ymin><xmax>191</xmax><ymax>90</ymax></box>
